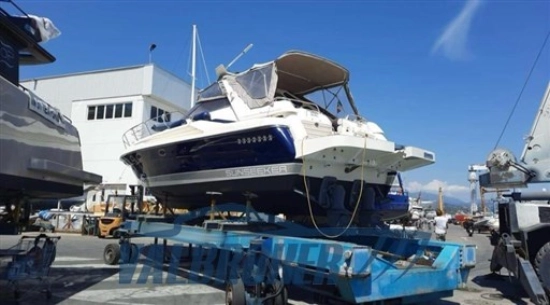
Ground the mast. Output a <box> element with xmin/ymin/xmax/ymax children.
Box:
<box><xmin>190</xmin><ymin>24</ymin><xmax>197</xmax><ymax>108</ymax></box>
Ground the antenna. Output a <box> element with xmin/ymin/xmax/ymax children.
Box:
<box><xmin>215</xmin><ymin>43</ymin><xmax>253</xmax><ymax>79</ymax></box>
<box><xmin>226</xmin><ymin>43</ymin><xmax>253</xmax><ymax>70</ymax></box>
<box><xmin>190</xmin><ymin>25</ymin><xmax>197</xmax><ymax>108</ymax></box>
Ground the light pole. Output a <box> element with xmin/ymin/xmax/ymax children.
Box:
<box><xmin>149</xmin><ymin>43</ymin><xmax>157</xmax><ymax>64</ymax></box>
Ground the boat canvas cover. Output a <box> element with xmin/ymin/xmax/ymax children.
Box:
<box><xmin>226</xmin><ymin>62</ymin><xmax>278</xmax><ymax>109</ymax></box>
<box><xmin>222</xmin><ymin>51</ymin><xmax>351</xmax><ymax>110</ymax></box>
<box><xmin>275</xmin><ymin>51</ymin><xmax>349</xmax><ymax>95</ymax></box>
<box><xmin>28</xmin><ymin>15</ymin><xmax>61</xmax><ymax>42</ymax></box>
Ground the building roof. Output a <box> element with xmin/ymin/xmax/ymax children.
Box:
<box><xmin>22</xmin><ymin>63</ymin><xmax>192</xmax><ymax>86</ymax></box>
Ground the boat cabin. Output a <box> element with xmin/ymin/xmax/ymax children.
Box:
<box><xmin>0</xmin><ymin>2</ymin><xmax>58</xmax><ymax>86</ymax></box>
<box><xmin>189</xmin><ymin>51</ymin><xmax>359</xmax><ymax>126</ymax></box>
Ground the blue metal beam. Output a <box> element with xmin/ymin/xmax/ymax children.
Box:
<box><xmin>120</xmin><ymin>206</ymin><xmax>476</xmax><ymax>304</ymax></box>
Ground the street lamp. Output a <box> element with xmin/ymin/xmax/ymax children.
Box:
<box><xmin>149</xmin><ymin>43</ymin><xmax>157</xmax><ymax>64</ymax></box>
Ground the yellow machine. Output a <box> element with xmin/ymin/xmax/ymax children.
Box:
<box><xmin>97</xmin><ymin>194</ymin><xmax>139</xmax><ymax>238</ymax></box>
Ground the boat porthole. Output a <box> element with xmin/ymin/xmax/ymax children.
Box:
<box><xmin>158</xmin><ymin>149</ymin><xmax>166</xmax><ymax>157</ymax></box>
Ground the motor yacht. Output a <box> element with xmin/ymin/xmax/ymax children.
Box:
<box><xmin>121</xmin><ymin>51</ymin><xmax>435</xmax><ymax>225</ymax></box>
<box><xmin>0</xmin><ymin>2</ymin><xmax>101</xmax><ymax>203</ymax></box>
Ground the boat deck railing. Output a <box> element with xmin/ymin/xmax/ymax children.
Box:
<box><xmin>122</xmin><ymin>111</ymin><xmax>186</xmax><ymax>148</ymax></box>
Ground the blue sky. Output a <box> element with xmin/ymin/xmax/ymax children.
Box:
<box><xmin>13</xmin><ymin>0</ymin><xmax>550</xmax><ymax>202</ymax></box>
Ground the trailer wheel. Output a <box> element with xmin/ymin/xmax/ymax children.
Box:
<box><xmin>272</xmin><ymin>281</ymin><xmax>288</xmax><ymax>305</ymax></box>
<box><xmin>225</xmin><ymin>278</ymin><xmax>246</xmax><ymax>305</ymax></box>
<box><xmin>104</xmin><ymin>243</ymin><xmax>121</xmax><ymax>265</ymax></box>
<box><xmin>120</xmin><ymin>242</ymin><xmax>139</xmax><ymax>264</ymax></box>
<box><xmin>535</xmin><ymin>242</ymin><xmax>550</xmax><ymax>295</ymax></box>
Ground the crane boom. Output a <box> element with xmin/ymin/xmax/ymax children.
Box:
<box><xmin>480</xmin><ymin>82</ymin><xmax>550</xmax><ymax>188</ymax></box>
<box><xmin>479</xmin><ymin>81</ymin><xmax>550</xmax><ymax>304</ymax></box>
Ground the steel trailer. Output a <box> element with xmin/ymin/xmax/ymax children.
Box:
<box><xmin>104</xmin><ymin>203</ymin><xmax>476</xmax><ymax>305</ymax></box>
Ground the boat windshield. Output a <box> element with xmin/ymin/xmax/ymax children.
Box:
<box><xmin>198</xmin><ymin>82</ymin><xmax>224</xmax><ymax>100</ymax></box>
<box><xmin>186</xmin><ymin>97</ymin><xmax>236</xmax><ymax>122</ymax></box>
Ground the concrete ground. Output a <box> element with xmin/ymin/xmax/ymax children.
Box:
<box><xmin>0</xmin><ymin>224</ymin><xmax>537</xmax><ymax>305</ymax></box>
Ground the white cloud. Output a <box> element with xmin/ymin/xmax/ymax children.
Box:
<box><xmin>431</xmin><ymin>0</ymin><xmax>482</xmax><ymax>60</ymax></box>
<box><xmin>407</xmin><ymin>179</ymin><xmax>470</xmax><ymax>201</ymax></box>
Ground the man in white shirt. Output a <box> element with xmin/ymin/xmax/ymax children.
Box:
<box><xmin>434</xmin><ymin>209</ymin><xmax>448</xmax><ymax>241</ymax></box>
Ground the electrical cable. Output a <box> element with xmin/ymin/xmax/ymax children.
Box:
<box><xmin>302</xmin><ymin>136</ymin><xmax>367</xmax><ymax>239</ymax></box>
<box><xmin>196</xmin><ymin>31</ymin><xmax>211</xmax><ymax>86</ymax></box>
<box><xmin>493</xmin><ymin>30</ymin><xmax>550</xmax><ymax>150</ymax></box>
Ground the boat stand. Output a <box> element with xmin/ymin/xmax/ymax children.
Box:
<box><xmin>104</xmin><ymin>202</ymin><xmax>476</xmax><ymax>305</ymax></box>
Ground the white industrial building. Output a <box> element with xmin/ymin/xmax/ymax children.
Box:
<box><xmin>21</xmin><ymin>64</ymin><xmax>194</xmax><ymax>200</ymax></box>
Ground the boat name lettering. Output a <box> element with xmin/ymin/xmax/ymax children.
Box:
<box><xmin>28</xmin><ymin>95</ymin><xmax>66</xmax><ymax>129</ymax></box>
<box><xmin>225</xmin><ymin>165</ymin><xmax>288</xmax><ymax>177</ymax></box>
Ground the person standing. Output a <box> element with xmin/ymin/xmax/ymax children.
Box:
<box><xmin>434</xmin><ymin>209</ymin><xmax>448</xmax><ymax>241</ymax></box>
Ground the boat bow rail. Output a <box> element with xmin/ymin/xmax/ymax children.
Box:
<box><xmin>122</xmin><ymin>111</ymin><xmax>187</xmax><ymax>148</ymax></box>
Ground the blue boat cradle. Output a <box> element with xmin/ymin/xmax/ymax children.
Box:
<box><xmin>114</xmin><ymin>203</ymin><xmax>476</xmax><ymax>304</ymax></box>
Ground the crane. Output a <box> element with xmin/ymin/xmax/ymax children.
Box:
<box><xmin>437</xmin><ymin>187</ymin><xmax>444</xmax><ymax>214</ymax></box>
<box><xmin>468</xmin><ymin>164</ymin><xmax>488</xmax><ymax>215</ymax></box>
<box><xmin>479</xmin><ymin>82</ymin><xmax>550</xmax><ymax>305</ymax></box>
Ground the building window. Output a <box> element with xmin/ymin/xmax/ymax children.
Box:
<box><xmin>87</xmin><ymin>107</ymin><xmax>95</xmax><ymax>120</ymax></box>
<box><xmin>124</xmin><ymin>102</ymin><xmax>132</xmax><ymax>117</ymax></box>
<box><xmin>105</xmin><ymin>104</ymin><xmax>114</xmax><ymax>119</ymax></box>
<box><xmin>150</xmin><ymin>106</ymin><xmax>157</xmax><ymax>121</ymax></box>
<box><xmin>96</xmin><ymin>105</ymin><xmax>105</xmax><ymax>120</ymax></box>
<box><xmin>150</xmin><ymin>105</ymin><xmax>171</xmax><ymax>123</ymax></box>
<box><xmin>114</xmin><ymin>104</ymin><xmax>123</xmax><ymax>118</ymax></box>
<box><xmin>87</xmin><ymin>101</ymin><xmax>133</xmax><ymax>121</ymax></box>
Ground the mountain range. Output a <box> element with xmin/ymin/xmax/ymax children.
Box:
<box><xmin>407</xmin><ymin>192</ymin><xmax>468</xmax><ymax>207</ymax></box>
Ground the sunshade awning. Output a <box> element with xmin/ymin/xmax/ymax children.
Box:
<box><xmin>274</xmin><ymin>51</ymin><xmax>349</xmax><ymax>95</ymax></box>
